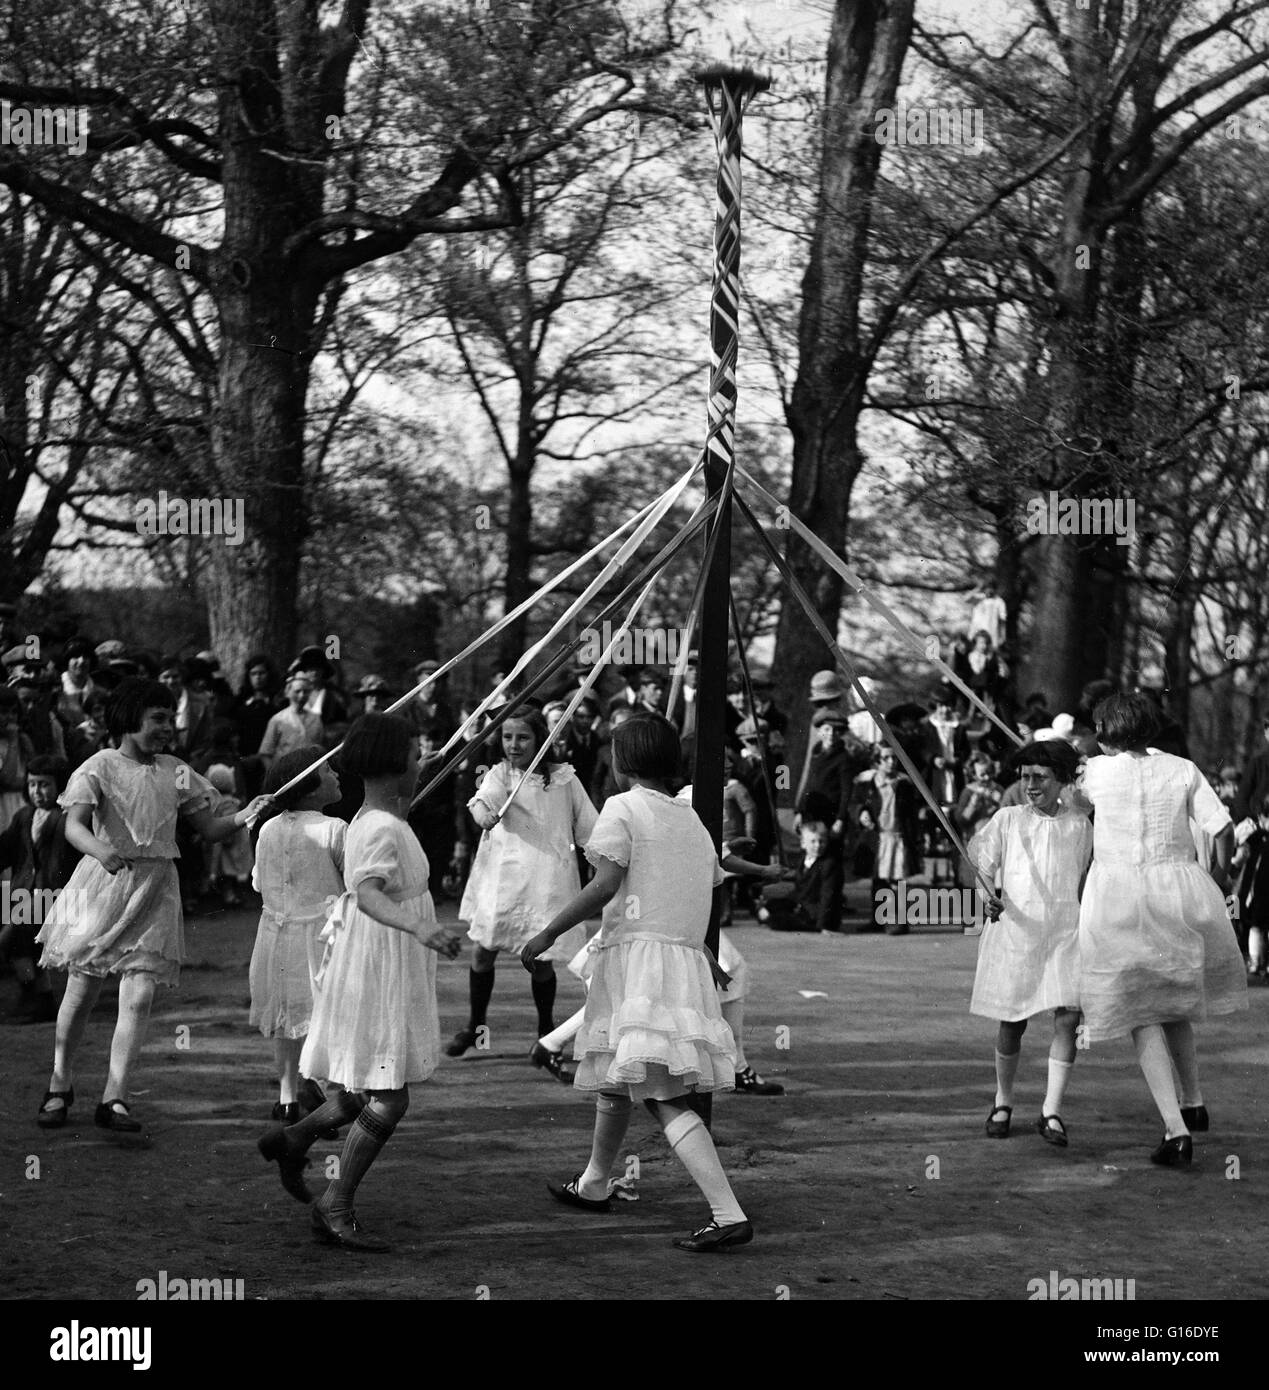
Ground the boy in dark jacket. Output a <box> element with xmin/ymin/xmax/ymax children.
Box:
<box><xmin>761</xmin><ymin>820</ymin><xmax>844</xmax><ymax>934</ymax></box>
<box><xmin>0</xmin><ymin>756</ymin><xmax>81</xmax><ymax>1023</ymax></box>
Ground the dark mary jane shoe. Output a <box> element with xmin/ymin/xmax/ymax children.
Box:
<box><xmin>673</xmin><ymin>1219</ymin><xmax>755</xmax><ymax>1253</ymax></box>
<box><xmin>310</xmin><ymin>1204</ymin><xmax>391</xmax><ymax>1253</ymax></box>
<box><xmin>547</xmin><ymin>1175</ymin><xmax>611</xmax><ymax>1212</ymax></box>
<box><xmin>529</xmin><ymin>1041</ymin><xmax>574</xmax><ymax>1084</ymax></box>
<box><xmin>1036</xmin><ymin>1113</ymin><xmax>1068</xmax><ymax>1148</ymax></box>
<box><xmin>36</xmin><ymin>1088</ymin><xmax>74</xmax><ymax>1129</ymax></box>
<box><xmin>985</xmin><ymin>1104</ymin><xmax>1012</xmax><ymax>1138</ymax></box>
<box><xmin>1150</xmin><ymin>1133</ymin><xmax>1193</xmax><ymax>1168</ymax></box>
<box><xmin>94</xmin><ymin>1099</ymin><xmax>142</xmax><ymax>1133</ymax></box>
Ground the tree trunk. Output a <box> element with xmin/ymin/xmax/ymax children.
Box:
<box><xmin>501</xmin><ymin>446</ymin><xmax>534</xmax><ymax>673</ymax></box>
<box><xmin>771</xmin><ymin>0</ymin><xmax>914</xmax><ymax>780</ymax></box>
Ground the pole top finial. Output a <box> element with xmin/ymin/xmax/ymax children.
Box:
<box><xmin>692</xmin><ymin>64</ymin><xmax>772</xmax><ymax>96</ymax></box>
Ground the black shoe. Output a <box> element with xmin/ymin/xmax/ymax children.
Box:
<box><xmin>445</xmin><ymin>1027</ymin><xmax>478</xmax><ymax>1058</ymax></box>
<box><xmin>257</xmin><ymin>1124</ymin><xmax>313</xmax><ymax>1203</ymax></box>
<box><xmin>547</xmin><ymin>1175</ymin><xmax>612</xmax><ymax>1212</ymax></box>
<box><xmin>270</xmin><ymin>1101</ymin><xmax>301</xmax><ymax>1124</ymax></box>
<box><xmin>94</xmin><ymin>1099</ymin><xmax>142</xmax><ymax>1133</ymax></box>
<box><xmin>985</xmin><ymin>1104</ymin><xmax>1012</xmax><ymax>1138</ymax></box>
<box><xmin>673</xmin><ymin>1219</ymin><xmax>754</xmax><ymax>1252</ymax></box>
<box><xmin>1150</xmin><ymin>1133</ymin><xmax>1193</xmax><ymax>1167</ymax></box>
<box><xmin>734</xmin><ymin>1066</ymin><xmax>784</xmax><ymax>1096</ymax></box>
<box><xmin>1180</xmin><ymin>1104</ymin><xmax>1209</xmax><ymax>1133</ymax></box>
<box><xmin>36</xmin><ymin>1088</ymin><xmax>74</xmax><ymax>1129</ymax></box>
<box><xmin>1036</xmin><ymin>1113</ymin><xmax>1068</xmax><ymax>1148</ymax></box>
<box><xmin>529</xmin><ymin>1042</ymin><xmax>574</xmax><ymax>1084</ymax></box>
<box><xmin>310</xmin><ymin>1204</ymin><xmax>391</xmax><ymax>1253</ymax></box>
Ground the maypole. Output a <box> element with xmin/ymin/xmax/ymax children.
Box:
<box><xmin>692</xmin><ymin>64</ymin><xmax>769</xmax><ymax>1122</ymax></box>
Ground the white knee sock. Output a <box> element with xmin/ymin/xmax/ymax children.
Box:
<box><xmin>721</xmin><ymin>998</ymin><xmax>747</xmax><ymax>1071</ymax></box>
<box><xmin>578</xmin><ymin>1094</ymin><xmax>633</xmax><ymax>1200</ymax></box>
<box><xmin>539</xmin><ymin>1005</ymin><xmax>585</xmax><ymax>1054</ymax></box>
<box><xmin>661</xmin><ymin>1108</ymin><xmax>746</xmax><ymax>1226</ymax></box>
<box><xmin>1134</xmin><ymin>1026</ymin><xmax>1186</xmax><ymax>1137</ymax></box>
<box><xmin>1042</xmin><ymin>1058</ymin><xmax>1073</xmax><ymax>1117</ymax></box>
<box><xmin>1163</xmin><ymin>1021</ymin><xmax>1203</xmax><ymax>1108</ymax></box>
<box><xmin>1250</xmin><ymin>928</ymin><xmax>1266</xmax><ymax>971</ymax></box>
<box><xmin>994</xmin><ymin>1049</ymin><xmax>1020</xmax><ymax>1109</ymax></box>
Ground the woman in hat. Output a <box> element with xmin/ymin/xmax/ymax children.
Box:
<box><xmin>55</xmin><ymin>638</ymin><xmax>97</xmax><ymax>731</ymax></box>
<box><xmin>355</xmin><ymin>674</ymin><xmax>393</xmax><ymax>715</ymax></box>
<box><xmin>291</xmin><ymin>646</ymin><xmax>349</xmax><ymax>745</ymax></box>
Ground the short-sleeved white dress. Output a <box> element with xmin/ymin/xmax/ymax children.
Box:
<box><xmin>36</xmin><ymin>749</ymin><xmax>215</xmax><ymax>986</ymax></box>
<box><xmin>299</xmin><ymin>809</ymin><xmax>439</xmax><ymax>1090</ymax></box>
<box><xmin>1078</xmin><ymin>751</ymin><xmax>1247</xmax><ymax>1042</ymax></box>
<box><xmin>575</xmin><ymin>787</ymin><xmax>736</xmax><ymax>1100</ymax></box>
<box><xmin>249</xmin><ymin>810</ymin><xmax>347</xmax><ymax>1039</ymax></box>
<box><xmin>460</xmin><ymin>761</ymin><xmax>598</xmax><ymax>961</ymax></box>
<box><xmin>968</xmin><ymin>801</ymin><xmax>1092</xmax><ymax>1021</ymax></box>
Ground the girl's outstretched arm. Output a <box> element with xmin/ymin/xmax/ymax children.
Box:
<box><xmin>186</xmin><ymin>796</ymin><xmax>273</xmax><ymax>844</ymax></box>
<box><xmin>520</xmin><ymin>856</ymin><xmax>624</xmax><ymax>969</ymax></box>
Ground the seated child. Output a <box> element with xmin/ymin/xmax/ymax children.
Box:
<box><xmin>759</xmin><ymin>820</ymin><xmax>843</xmax><ymax>934</ymax></box>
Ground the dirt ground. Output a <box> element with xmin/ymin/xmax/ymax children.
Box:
<box><xmin>2</xmin><ymin>888</ymin><xmax>1267</xmax><ymax>1305</ymax></box>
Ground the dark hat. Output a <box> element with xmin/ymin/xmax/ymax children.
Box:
<box><xmin>356</xmin><ymin>674</ymin><xmax>391</xmax><ymax>697</ymax></box>
<box><xmin>294</xmin><ymin>645</ymin><xmax>333</xmax><ymax>677</ymax></box>
<box><xmin>811</xmin><ymin>708</ymin><xmax>850</xmax><ymax>728</ymax></box>
<box><xmin>809</xmin><ymin>670</ymin><xmax>845</xmax><ymax>702</ymax></box>
<box><xmin>886</xmin><ymin>702</ymin><xmax>927</xmax><ymax>724</ymax></box>
<box><xmin>413</xmin><ymin>658</ymin><xmax>441</xmax><ymax>677</ymax></box>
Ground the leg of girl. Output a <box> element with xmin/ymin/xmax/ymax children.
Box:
<box><xmin>1132</xmin><ymin>1022</ymin><xmax>1191</xmax><ymax>1166</ymax></box>
<box><xmin>447</xmin><ymin>945</ymin><xmax>498</xmax><ymax>1055</ymax></box>
<box><xmin>1036</xmin><ymin>1007</ymin><xmax>1078</xmax><ymax>1147</ymax></box>
<box><xmin>258</xmin><ymin>1085</ymin><xmax>365</xmax><ymax>1204</ymax></box>
<box><xmin>36</xmin><ymin>971</ymin><xmax>103</xmax><ymax>1127</ymax></box>
<box><xmin>1163</xmin><ymin>1019</ymin><xmax>1209</xmax><ymax>1131</ymax></box>
<box><xmin>530</xmin><ymin>959</ymin><xmax>557</xmax><ymax>1039</ymax></box>
<box><xmin>97</xmin><ymin>973</ymin><xmax>159</xmax><ymax>1132</ymax></box>
<box><xmin>311</xmin><ymin>1086</ymin><xmax>409</xmax><ymax>1252</ymax></box>
<box><xmin>988</xmin><ymin>1018</ymin><xmax>1025</xmax><ymax>1136</ymax></box>
<box><xmin>274</xmin><ymin>1036</ymin><xmax>303</xmax><ymax>1120</ymax></box>
<box><xmin>647</xmin><ymin>1097</ymin><xmax>751</xmax><ymax>1251</ymax></box>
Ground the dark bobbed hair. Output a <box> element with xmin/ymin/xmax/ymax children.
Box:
<box><xmin>239</xmin><ymin>651</ymin><xmax>282</xmax><ymax>699</ymax></box>
<box><xmin>612</xmin><ymin>712</ymin><xmax>680</xmax><ymax>781</ymax></box>
<box><xmin>340</xmin><ymin>712</ymin><xmax>414</xmax><ymax>777</ymax></box>
<box><xmin>263</xmin><ymin>744</ymin><xmax>327</xmax><ymax>808</ymax></box>
<box><xmin>1005</xmin><ymin>738</ymin><xmax>1081</xmax><ymax>785</ymax></box>
<box><xmin>27</xmin><ymin>754</ymin><xmax>69</xmax><ymax>790</ymax></box>
<box><xmin>107</xmin><ymin>678</ymin><xmax>175</xmax><ymax>740</ymax></box>
<box><xmin>1093</xmin><ymin>693</ymin><xmax>1161</xmax><ymax>750</ymax></box>
<box><xmin>62</xmin><ymin>637</ymin><xmax>95</xmax><ymax>667</ymax></box>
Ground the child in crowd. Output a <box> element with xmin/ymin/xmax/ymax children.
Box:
<box><xmin>1233</xmin><ymin>795</ymin><xmax>1269</xmax><ymax>980</ymax></box>
<box><xmin>760</xmin><ymin>819</ymin><xmax>843</xmax><ymax>935</ymax></box>
<box><xmin>0</xmin><ymin>756</ymin><xmax>81</xmax><ymax>1023</ymax></box>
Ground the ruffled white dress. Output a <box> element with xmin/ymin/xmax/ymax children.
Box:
<box><xmin>574</xmin><ymin>787</ymin><xmax>736</xmax><ymax>1100</ymax></box>
<box><xmin>969</xmin><ymin>801</ymin><xmax>1092</xmax><ymax>1020</ymax></box>
<box><xmin>249</xmin><ymin>811</ymin><xmax>347</xmax><ymax>1039</ymax></box>
<box><xmin>300</xmin><ymin>809</ymin><xmax>440</xmax><ymax>1090</ymax></box>
<box><xmin>460</xmin><ymin>761</ymin><xmax>598</xmax><ymax>961</ymax></box>
<box><xmin>1078</xmin><ymin>751</ymin><xmax>1247</xmax><ymax>1042</ymax></box>
<box><xmin>36</xmin><ymin>750</ymin><xmax>214</xmax><ymax>986</ymax></box>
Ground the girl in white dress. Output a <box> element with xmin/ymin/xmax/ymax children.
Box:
<box><xmin>446</xmin><ymin>706</ymin><xmax>598</xmax><ymax>1065</ymax></box>
<box><xmin>1078</xmin><ymin>693</ymin><xmax>1245</xmax><ymax>1167</ymax></box>
<box><xmin>34</xmin><ymin>679</ymin><xmax>270</xmax><ymax>1134</ymax></box>
<box><xmin>257</xmin><ymin>714</ymin><xmax>462</xmax><ymax>1250</ymax></box>
<box><xmin>521</xmin><ymin>714</ymin><xmax>751</xmax><ymax>1253</ymax></box>
<box><xmin>970</xmin><ymin>741</ymin><xmax>1092</xmax><ymax>1146</ymax></box>
<box><xmin>249</xmin><ymin>745</ymin><xmax>346</xmax><ymax>1123</ymax></box>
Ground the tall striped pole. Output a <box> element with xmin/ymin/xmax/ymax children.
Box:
<box><xmin>692</xmin><ymin>64</ymin><xmax>769</xmax><ymax>1126</ymax></box>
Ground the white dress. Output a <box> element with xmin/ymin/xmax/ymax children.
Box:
<box><xmin>249</xmin><ymin>811</ymin><xmax>347</xmax><ymax>1039</ymax></box>
<box><xmin>575</xmin><ymin>787</ymin><xmax>736</xmax><ymax>1100</ymax></box>
<box><xmin>36</xmin><ymin>750</ymin><xmax>214</xmax><ymax>987</ymax></box>
<box><xmin>299</xmin><ymin>809</ymin><xmax>439</xmax><ymax>1090</ymax></box>
<box><xmin>459</xmin><ymin>761</ymin><xmax>598</xmax><ymax>960</ymax></box>
<box><xmin>1078</xmin><ymin>751</ymin><xmax>1247</xmax><ymax>1042</ymax></box>
<box><xmin>969</xmin><ymin>801</ymin><xmax>1092</xmax><ymax>1021</ymax></box>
